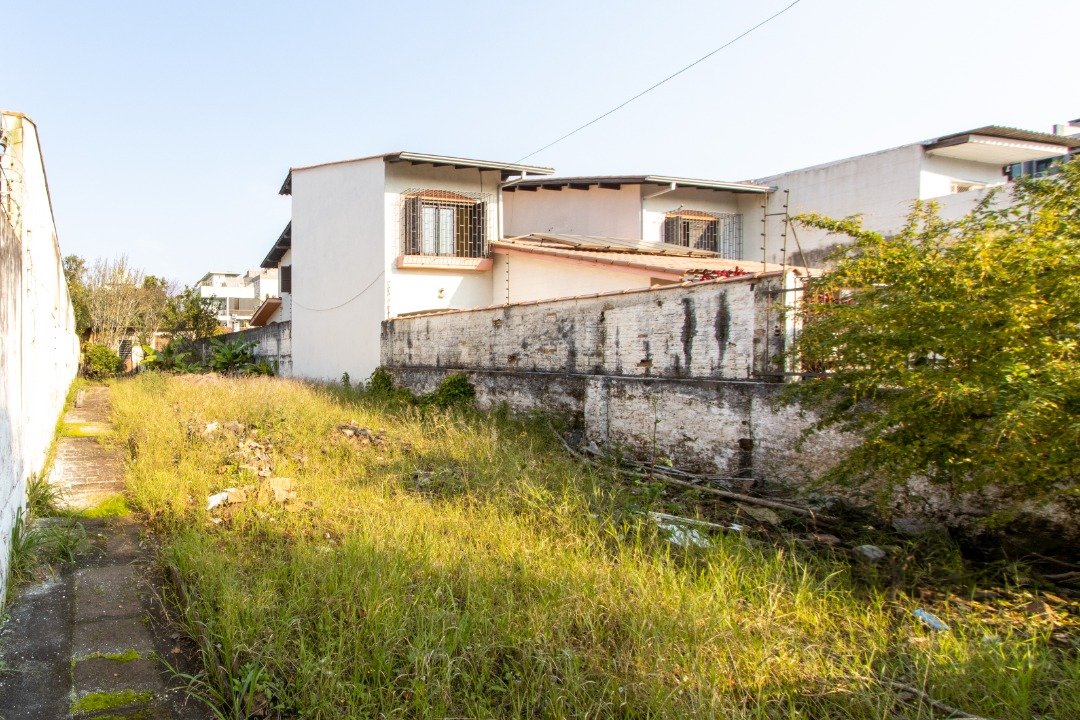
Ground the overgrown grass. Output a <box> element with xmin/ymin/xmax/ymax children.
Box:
<box><xmin>111</xmin><ymin>374</ymin><xmax>1080</xmax><ymax>719</ymax></box>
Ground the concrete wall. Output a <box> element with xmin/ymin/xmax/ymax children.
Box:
<box><xmin>383</xmin><ymin>274</ymin><xmax>789</xmax><ymax>384</ymax></box>
<box><xmin>0</xmin><ymin>113</ymin><xmax>80</xmax><ymax>601</ymax></box>
<box><xmin>189</xmin><ymin>321</ymin><xmax>292</xmax><ymax>377</ymax></box>
<box><xmin>504</xmin><ymin>185</ymin><xmax>642</xmax><ymax>239</ymax></box>
<box><xmin>290</xmin><ymin>158</ymin><xmax>386</xmax><ymax>382</ymax></box>
<box><xmin>491</xmin><ymin>250</ymin><xmax>658</xmax><ymax>305</ymax></box>
<box><xmin>757</xmin><ymin>144</ymin><xmax>924</xmax><ymax>266</ymax></box>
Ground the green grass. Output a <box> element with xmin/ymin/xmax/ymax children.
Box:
<box><xmin>110</xmin><ymin>374</ymin><xmax>1080</xmax><ymax>719</ymax></box>
<box><xmin>77</xmin><ymin>494</ymin><xmax>131</xmax><ymax>519</ymax></box>
<box><xmin>70</xmin><ymin>689</ymin><xmax>153</xmax><ymax>715</ymax></box>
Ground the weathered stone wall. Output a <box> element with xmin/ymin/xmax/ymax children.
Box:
<box><xmin>382</xmin><ymin>274</ymin><xmax>789</xmax><ymax>381</ymax></box>
<box><xmin>382</xmin><ymin>283</ymin><xmax>1079</xmax><ymax>548</ymax></box>
<box><xmin>190</xmin><ymin>321</ymin><xmax>292</xmax><ymax>376</ymax></box>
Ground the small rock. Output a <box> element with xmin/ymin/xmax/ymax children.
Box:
<box><xmin>891</xmin><ymin>517</ymin><xmax>933</xmax><ymax>537</ymax></box>
<box><xmin>808</xmin><ymin>533</ymin><xmax>841</xmax><ymax>546</ymax></box>
<box><xmin>267</xmin><ymin>477</ymin><xmax>296</xmax><ymax>503</ymax></box>
<box><xmin>223</xmin><ymin>420</ymin><xmax>245</xmax><ymax>433</ymax></box>
<box><xmin>854</xmin><ymin>544</ymin><xmax>887</xmax><ymax>562</ymax></box>
<box><xmin>1023</xmin><ymin>599</ymin><xmax>1052</xmax><ymax>617</ymax></box>
<box><xmin>203</xmin><ymin>421</ymin><xmax>220</xmax><ymax>434</ymax></box>
<box><xmin>737</xmin><ymin>504</ymin><xmax>781</xmax><ymax>526</ymax></box>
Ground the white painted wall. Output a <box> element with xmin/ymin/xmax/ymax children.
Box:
<box><xmin>0</xmin><ymin>113</ymin><xmax>79</xmax><ymax>603</ymax></box>
<box><xmin>919</xmin><ymin>154</ymin><xmax>1006</xmax><ymax>199</ymax></box>
<box><xmin>492</xmin><ymin>251</ymin><xmax>655</xmax><ymax>304</ymax></box>
<box><xmin>290</xmin><ymin>158</ymin><xmax>387</xmax><ymax>382</ymax></box>
<box><xmin>290</xmin><ymin>159</ymin><xmax>503</xmax><ymax>382</ymax></box>
<box><xmin>383</xmin><ymin>163</ymin><xmax>499</xmax><ymax>318</ymax></box>
<box><xmin>504</xmin><ymin>185</ymin><xmax>641</xmax><ymax>238</ymax></box>
<box><xmin>757</xmin><ymin>144</ymin><xmax>924</xmax><ymax>265</ymax></box>
<box><xmin>268</xmin><ymin>247</ymin><xmax>292</xmax><ymax>324</ymax></box>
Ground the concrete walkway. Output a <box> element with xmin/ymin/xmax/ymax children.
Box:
<box><xmin>0</xmin><ymin>386</ymin><xmax>206</xmax><ymax>719</ymax></box>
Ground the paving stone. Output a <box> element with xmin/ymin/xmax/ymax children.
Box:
<box><xmin>75</xmin><ymin>565</ymin><xmax>143</xmax><ymax>621</ymax></box>
<box><xmin>73</xmin><ymin>657</ymin><xmax>165</xmax><ymax>696</ymax></box>
<box><xmin>73</xmin><ymin>617</ymin><xmax>157</xmax><ymax>657</ymax></box>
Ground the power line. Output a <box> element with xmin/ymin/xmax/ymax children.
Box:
<box><xmin>516</xmin><ymin>0</ymin><xmax>804</xmax><ymax>163</ymax></box>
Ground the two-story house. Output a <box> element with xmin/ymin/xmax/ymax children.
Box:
<box><xmin>271</xmin><ymin>152</ymin><xmax>554</xmax><ymax>380</ymax></box>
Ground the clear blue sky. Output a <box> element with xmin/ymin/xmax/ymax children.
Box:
<box><xmin>6</xmin><ymin>0</ymin><xmax>1078</xmax><ymax>284</ymax></box>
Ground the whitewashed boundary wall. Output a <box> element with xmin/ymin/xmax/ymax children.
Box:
<box><xmin>0</xmin><ymin>112</ymin><xmax>80</xmax><ymax>601</ymax></box>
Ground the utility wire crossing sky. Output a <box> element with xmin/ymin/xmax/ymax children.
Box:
<box><xmin>4</xmin><ymin>0</ymin><xmax>1077</xmax><ymax>283</ymax></box>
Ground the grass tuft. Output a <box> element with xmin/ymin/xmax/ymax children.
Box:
<box><xmin>112</xmin><ymin>374</ymin><xmax>1080</xmax><ymax>719</ymax></box>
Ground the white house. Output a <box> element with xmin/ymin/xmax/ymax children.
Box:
<box><xmin>195</xmin><ymin>268</ymin><xmax>279</xmax><ymax>332</ymax></box>
<box><xmin>273</xmin><ymin>151</ymin><xmax>555</xmax><ymax>381</ymax></box>
<box><xmin>503</xmin><ymin>175</ymin><xmax>771</xmax><ymax>260</ymax></box>
<box><xmin>755</xmin><ymin>124</ymin><xmax>1080</xmax><ymax>266</ymax></box>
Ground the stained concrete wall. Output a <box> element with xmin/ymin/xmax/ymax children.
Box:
<box><xmin>382</xmin><ymin>273</ymin><xmax>791</xmax><ymax>381</ymax></box>
<box><xmin>189</xmin><ymin>321</ymin><xmax>292</xmax><ymax>376</ymax></box>
<box><xmin>382</xmin><ymin>281</ymin><xmax>1079</xmax><ymax>546</ymax></box>
<box><xmin>0</xmin><ymin>113</ymin><xmax>80</xmax><ymax>602</ymax></box>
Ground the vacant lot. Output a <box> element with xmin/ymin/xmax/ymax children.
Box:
<box><xmin>110</xmin><ymin>374</ymin><xmax>1078</xmax><ymax>719</ymax></box>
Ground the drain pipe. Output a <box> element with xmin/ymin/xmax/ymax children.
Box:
<box><xmin>643</xmin><ymin>181</ymin><xmax>678</xmax><ymax>200</ymax></box>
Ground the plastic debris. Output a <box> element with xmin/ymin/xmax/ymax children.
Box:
<box><xmin>913</xmin><ymin>608</ymin><xmax>950</xmax><ymax>632</ymax></box>
<box><xmin>649</xmin><ymin>515</ymin><xmax>712</xmax><ymax>548</ymax></box>
<box><xmin>206</xmin><ymin>489</ymin><xmax>236</xmax><ymax>510</ymax></box>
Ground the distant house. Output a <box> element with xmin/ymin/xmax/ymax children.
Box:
<box><xmin>755</xmin><ymin>123</ymin><xmax>1080</xmax><ymax>266</ymax></box>
<box><xmin>194</xmin><ymin>268</ymin><xmax>279</xmax><ymax>332</ymax></box>
<box><xmin>503</xmin><ymin>175</ymin><xmax>770</xmax><ymax>261</ymax></box>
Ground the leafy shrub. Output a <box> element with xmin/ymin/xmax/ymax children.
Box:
<box><xmin>209</xmin><ymin>338</ymin><xmax>257</xmax><ymax>375</ymax></box>
<box><xmin>144</xmin><ymin>340</ymin><xmax>202</xmax><ymax>373</ymax></box>
<box><xmin>366</xmin><ymin>366</ymin><xmax>395</xmax><ymax>395</ymax></box>
<box><xmin>420</xmin><ymin>372</ymin><xmax>476</xmax><ymax>409</ymax></box>
<box><xmin>83</xmin><ymin>343</ymin><xmax>121</xmax><ymax>379</ymax></box>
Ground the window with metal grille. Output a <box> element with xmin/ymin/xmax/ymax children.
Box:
<box><xmin>401</xmin><ymin>189</ymin><xmax>489</xmax><ymax>258</ymax></box>
<box><xmin>280</xmin><ymin>265</ymin><xmax>291</xmax><ymax>293</ymax></box>
<box><xmin>662</xmin><ymin>210</ymin><xmax>743</xmax><ymax>259</ymax></box>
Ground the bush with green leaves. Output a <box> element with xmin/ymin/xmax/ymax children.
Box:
<box><xmin>209</xmin><ymin>338</ymin><xmax>274</xmax><ymax>376</ymax></box>
<box><xmin>83</xmin><ymin>343</ymin><xmax>122</xmax><ymax>379</ymax></box>
<box><xmin>420</xmin><ymin>372</ymin><xmax>476</xmax><ymax>409</ymax></box>
<box><xmin>144</xmin><ymin>340</ymin><xmax>202</xmax><ymax>373</ymax></box>
<box><xmin>787</xmin><ymin>157</ymin><xmax>1080</xmax><ymax>509</ymax></box>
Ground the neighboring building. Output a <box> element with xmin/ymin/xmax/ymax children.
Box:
<box><xmin>252</xmin><ymin>222</ymin><xmax>291</xmax><ymax>327</ymax></box>
<box><xmin>503</xmin><ymin>175</ymin><xmax>770</xmax><ymax>260</ymax></box>
<box><xmin>755</xmin><ymin>124</ymin><xmax>1080</xmax><ymax>266</ymax></box>
<box><xmin>194</xmin><ymin>268</ymin><xmax>279</xmax><ymax>332</ymax></box>
<box><xmin>274</xmin><ymin>151</ymin><xmax>554</xmax><ymax>380</ymax></box>
<box><xmin>0</xmin><ymin>111</ymin><xmax>80</xmax><ymax>601</ymax></box>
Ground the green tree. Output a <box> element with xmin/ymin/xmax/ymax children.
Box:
<box><xmin>62</xmin><ymin>254</ymin><xmax>91</xmax><ymax>335</ymax></box>
<box><xmin>787</xmin><ymin>158</ymin><xmax>1079</xmax><ymax>509</ymax></box>
<box><xmin>163</xmin><ymin>286</ymin><xmax>219</xmax><ymax>340</ymax></box>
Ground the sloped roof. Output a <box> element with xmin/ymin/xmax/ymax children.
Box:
<box><xmin>924</xmin><ymin>125</ymin><xmax>1080</xmax><ymax>150</ymax></box>
<box><xmin>279</xmin><ymin>151</ymin><xmax>554</xmax><ymax>194</ymax></box>
<box><xmin>250</xmin><ymin>296</ymin><xmax>282</xmax><ymax>327</ymax></box>
<box><xmin>261</xmin><ymin>222</ymin><xmax>291</xmax><ymax>269</ymax></box>
<box><xmin>504</xmin><ymin>175</ymin><xmax>771</xmax><ymax>194</ymax></box>
<box><xmin>493</xmin><ymin>234</ymin><xmax>796</xmax><ymax>280</ymax></box>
